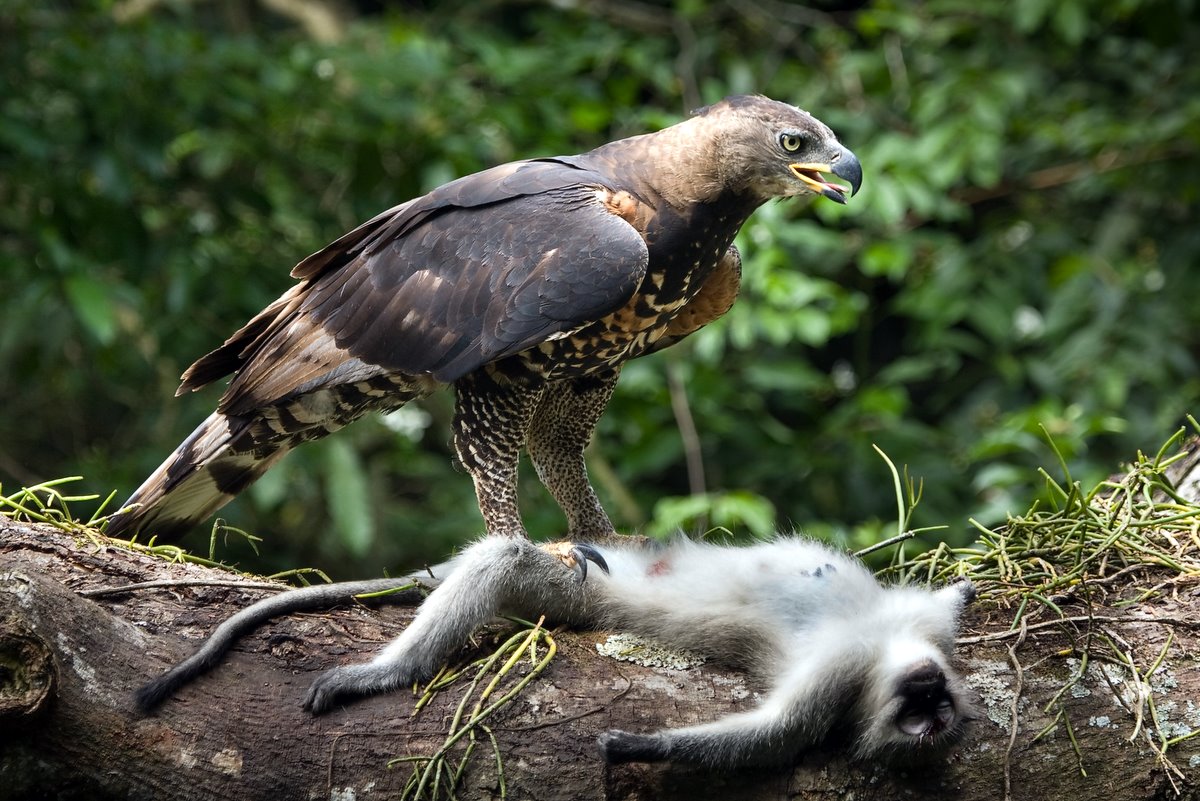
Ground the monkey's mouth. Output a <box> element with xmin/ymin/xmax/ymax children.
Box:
<box><xmin>896</xmin><ymin>696</ymin><xmax>957</xmax><ymax>739</ymax></box>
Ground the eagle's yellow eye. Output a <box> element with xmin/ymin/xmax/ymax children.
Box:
<box><xmin>779</xmin><ymin>133</ymin><xmax>805</xmax><ymax>152</ymax></box>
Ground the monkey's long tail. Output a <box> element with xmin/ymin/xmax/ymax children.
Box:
<box><xmin>135</xmin><ymin>577</ymin><xmax>427</xmax><ymax>712</ymax></box>
<box><xmin>105</xmin><ymin>411</ymin><xmax>288</xmax><ymax>540</ymax></box>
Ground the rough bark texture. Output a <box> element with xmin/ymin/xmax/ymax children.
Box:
<box><xmin>1</xmin><ymin>507</ymin><xmax>1198</xmax><ymax>800</ymax></box>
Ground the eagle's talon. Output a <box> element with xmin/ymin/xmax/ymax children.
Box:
<box><xmin>541</xmin><ymin>541</ymin><xmax>610</xmax><ymax>582</ymax></box>
<box><xmin>569</xmin><ymin>544</ymin><xmax>610</xmax><ymax>582</ymax></box>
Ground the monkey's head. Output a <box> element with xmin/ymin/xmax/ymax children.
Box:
<box><xmin>852</xmin><ymin>580</ymin><xmax>976</xmax><ymax>758</ymax></box>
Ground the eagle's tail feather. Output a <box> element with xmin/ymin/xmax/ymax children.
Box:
<box><xmin>108</xmin><ymin>373</ymin><xmax>433</xmax><ymax>538</ymax></box>
<box><xmin>105</xmin><ymin>412</ymin><xmax>286</xmax><ymax>539</ymax></box>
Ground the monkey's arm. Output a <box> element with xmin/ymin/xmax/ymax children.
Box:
<box><xmin>597</xmin><ymin>642</ymin><xmax>862</xmax><ymax>768</ymax></box>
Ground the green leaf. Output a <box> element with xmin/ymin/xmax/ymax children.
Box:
<box><xmin>63</xmin><ymin>275</ymin><xmax>118</xmax><ymax>345</ymax></box>
<box><xmin>647</xmin><ymin>491</ymin><xmax>776</xmax><ymax>539</ymax></box>
<box><xmin>1053</xmin><ymin>2</ymin><xmax>1088</xmax><ymax>45</ymax></box>
<box><xmin>1014</xmin><ymin>0</ymin><xmax>1051</xmax><ymax>33</ymax></box>
<box><xmin>323</xmin><ymin>439</ymin><xmax>374</xmax><ymax>557</ymax></box>
<box><xmin>861</xmin><ymin>241</ymin><xmax>913</xmax><ymax>279</ymax></box>
<box><xmin>711</xmin><ymin>491</ymin><xmax>777</xmax><ymax>539</ymax></box>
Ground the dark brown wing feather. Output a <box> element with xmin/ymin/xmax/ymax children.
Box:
<box><xmin>319</xmin><ymin>189</ymin><xmax>649</xmax><ymax>383</ymax></box>
<box><xmin>181</xmin><ymin>157</ymin><xmax>650</xmax><ymax>416</ymax></box>
<box><xmin>183</xmin><ymin>159</ymin><xmax>589</xmax><ymax>394</ymax></box>
<box><xmin>289</xmin><ymin>157</ymin><xmax>621</xmax><ymax>283</ymax></box>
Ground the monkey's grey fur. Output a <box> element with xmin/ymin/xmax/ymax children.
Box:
<box><xmin>136</xmin><ymin>535</ymin><xmax>975</xmax><ymax>769</ymax></box>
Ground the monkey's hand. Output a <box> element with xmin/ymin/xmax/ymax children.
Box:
<box><xmin>303</xmin><ymin>662</ymin><xmax>426</xmax><ymax>714</ymax></box>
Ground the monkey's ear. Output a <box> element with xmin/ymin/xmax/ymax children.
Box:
<box><xmin>935</xmin><ymin>578</ymin><xmax>976</xmax><ymax>610</ymax></box>
<box><xmin>953</xmin><ymin>579</ymin><xmax>977</xmax><ymax>605</ymax></box>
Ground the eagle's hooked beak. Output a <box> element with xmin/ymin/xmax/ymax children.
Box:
<box><xmin>789</xmin><ymin>146</ymin><xmax>863</xmax><ymax>204</ymax></box>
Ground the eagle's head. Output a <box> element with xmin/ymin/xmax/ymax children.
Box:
<box><xmin>690</xmin><ymin>95</ymin><xmax>863</xmax><ymax>204</ymax></box>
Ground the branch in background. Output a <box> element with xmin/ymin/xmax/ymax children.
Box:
<box><xmin>730</xmin><ymin>0</ymin><xmax>835</xmax><ymax>29</ymax></box>
<box><xmin>666</xmin><ymin>360</ymin><xmax>707</xmax><ymax>499</ymax></box>
<box><xmin>259</xmin><ymin>0</ymin><xmax>348</xmax><ymax>43</ymax></box>
<box><xmin>672</xmin><ymin>14</ymin><xmax>702</xmax><ymax>112</ymax></box>
<box><xmin>585</xmin><ymin>446</ymin><xmax>646</xmax><ymax>529</ymax></box>
<box><xmin>112</xmin><ymin>0</ymin><xmax>351</xmax><ymax>42</ymax></box>
<box><xmin>955</xmin><ymin>145</ymin><xmax>1194</xmax><ymax>206</ymax></box>
<box><xmin>543</xmin><ymin>0</ymin><xmax>674</xmax><ymax>34</ymax></box>
<box><xmin>0</xmin><ymin>447</ymin><xmax>38</xmax><ymax>487</ymax></box>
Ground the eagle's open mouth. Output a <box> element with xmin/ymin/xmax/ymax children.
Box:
<box><xmin>789</xmin><ymin>163</ymin><xmax>850</xmax><ymax>204</ymax></box>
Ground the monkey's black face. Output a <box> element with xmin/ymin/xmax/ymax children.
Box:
<box><xmin>893</xmin><ymin>660</ymin><xmax>959</xmax><ymax>740</ymax></box>
<box><xmin>854</xmin><ymin>650</ymin><xmax>972</xmax><ymax>759</ymax></box>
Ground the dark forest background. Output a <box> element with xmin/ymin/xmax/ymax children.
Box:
<box><xmin>2</xmin><ymin>0</ymin><xmax>1198</xmax><ymax>575</ymax></box>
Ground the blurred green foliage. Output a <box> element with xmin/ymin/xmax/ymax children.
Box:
<box><xmin>2</xmin><ymin>0</ymin><xmax>1198</xmax><ymax>574</ymax></box>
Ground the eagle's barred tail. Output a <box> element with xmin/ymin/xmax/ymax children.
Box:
<box><xmin>105</xmin><ymin>411</ymin><xmax>287</xmax><ymax>539</ymax></box>
<box><xmin>106</xmin><ymin>377</ymin><xmax>431</xmax><ymax>538</ymax></box>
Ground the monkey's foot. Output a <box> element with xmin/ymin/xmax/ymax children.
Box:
<box><xmin>540</xmin><ymin>541</ymin><xmax>610</xmax><ymax>582</ymax></box>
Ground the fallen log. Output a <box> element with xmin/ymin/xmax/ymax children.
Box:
<box><xmin>2</xmin><ymin>442</ymin><xmax>1199</xmax><ymax>800</ymax></box>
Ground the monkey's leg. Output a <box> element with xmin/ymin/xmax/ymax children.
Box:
<box><xmin>451</xmin><ymin>371</ymin><xmax>545</xmax><ymax>537</ymax></box>
<box><xmin>598</xmin><ymin>644</ymin><xmax>861</xmax><ymax>768</ymax></box>
<box><xmin>527</xmin><ymin>370</ymin><xmax>620</xmax><ymax>541</ymax></box>
<box><xmin>303</xmin><ymin>537</ymin><xmax>592</xmax><ymax>713</ymax></box>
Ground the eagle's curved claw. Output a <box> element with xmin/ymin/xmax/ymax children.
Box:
<box><xmin>569</xmin><ymin>544</ymin><xmax>610</xmax><ymax>582</ymax></box>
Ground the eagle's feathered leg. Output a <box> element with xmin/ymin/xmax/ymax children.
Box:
<box><xmin>451</xmin><ymin>370</ymin><xmax>545</xmax><ymax>537</ymax></box>
<box><xmin>527</xmin><ymin>370</ymin><xmax>621</xmax><ymax>542</ymax></box>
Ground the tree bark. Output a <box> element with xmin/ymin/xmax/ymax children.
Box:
<box><xmin>1</xmin><ymin>505</ymin><xmax>1198</xmax><ymax>800</ymax></box>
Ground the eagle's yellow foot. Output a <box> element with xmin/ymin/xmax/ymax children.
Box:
<box><xmin>541</xmin><ymin>541</ymin><xmax>610</xmax><ymax>582</ymax></box>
